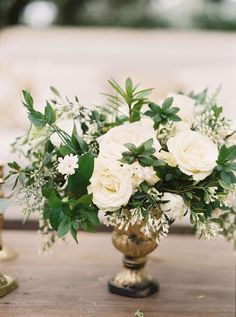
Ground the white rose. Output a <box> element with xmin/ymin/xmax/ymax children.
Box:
<box><xmin>97</xmin><ymin>119</ymin><xmax>161</xmax><ymax>161</ymax></box>
<box><xmin>88</xmin><ymin>158</ymin><xmax>133</xmax><ymax>212</ymax></box>
<box><xmin>167</xmin><ymin>130</ymin><xmax>218</xmax><ymax>181</ymax></box>
<box><xmin>161</xmin><ymin>192</ymin><xmax>187</xmax><ymax>220</ymax></box>
<box><xmin>50</xmin><ymin>119</ymin><xmax>82</xmax><ymax>147</ymax></box>
<box><xmin>129</xmin><ymin>162</ymin><xmax>159</xmax><ymax>188</ymax></box>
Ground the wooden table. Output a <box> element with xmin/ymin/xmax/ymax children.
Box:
<box><xmin>0</xmin><ymin>231</ymin><xmax>235</xmax><ymax>317</ymax></box>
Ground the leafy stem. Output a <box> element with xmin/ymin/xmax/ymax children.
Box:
<box><xmin>104</xmin><ymin>78</ymin><xmax>153</xmax><ymax>123</ymax></box>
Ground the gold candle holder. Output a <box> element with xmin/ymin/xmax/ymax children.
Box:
<box><xmin>0</xmin><ymin>243</ymin><xmax>18</xmax><ymax>297</ymax></box>
<box><xmin>0</xmin><ymin>165</ymin><xmax>17</xmax><ymax>261</ymax></box>
<box><xmin>108</xmin><ymin>224</ymin><xmax>159</xmax><ymax>298</ymax></box>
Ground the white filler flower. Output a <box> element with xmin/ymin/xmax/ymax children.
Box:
<box><xmin>129</xmin><ymin>162</ymin><xmax>159</xmax><ymax>188</ymax></box>
<box><xmin>57</xmin><ymin>154</ymin><xmax>78</xmax><ymax>176</ymax></box>
<box><xmin>88</xmin><ymin>158</ymin><xmax>133</xmax><ymax>212</ymax></box>
<box><xmin>161</xmin><ymin>192</ymin><xmax>187</xmax><ymax>220</ymax></box>
<box><xmin>167</xmin><ymin>130</ymin><xmax>218</xmax><ymax>181</ymax></box>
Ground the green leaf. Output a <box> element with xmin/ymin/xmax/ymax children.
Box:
<box><xmin>48</xmin><ymin>191</ymin><xmax>62</xmax><ymax>208</ymax></box>
<box><xmin>162</xmin><ymin>97</ymin><xmax>174</xmax><ymax>110</ymax></box>
<box><xmin>77</xmin><ymin>194</ymin><xmax>93</xmax><ymax>206</ymax></box>
<box><xmin>68</xmin><ymin>152</ymin><xmax>94</xmax><ymax>197</ymax></box>
<box><xmin>72</xmin><ymin>123</ymin><xmax>88</xmax><ymax>153</ymax></box>
<box><xmin>49</xmin><ymin>207</ymin><xmax>64</xmax><ymax>230</ymax></box>
<box><xmin>219</xmin><ymin>179</ymin><xmax>232</xmax><ymax>190</ymax></box>
<box><xmin>138</xmin><ymin>155</ymin><xmax>154</xmax><ymax>166</ymax></box>
<box><xmin>28</xmin><ymin>111</ymin><xmax>46</xmax><ymax>128</ymax></box>
<box><xmin>168</xmin><ymin>114</ymin><xmax>181</xmax><ymax>122</ymax></box>
<box><xmin>45</xmin><ymin>101</ymin><xmax>56</xmax><ymax>124</ymax></box>
<box><xmin>108</xmin><ymin>79</ymin><xmax>127</xmax><ymax>100</ymax></box>
<box><xmin>226</xmin><ymin>146</ymin><xmax>236</xmax><ymax>161</ymax></box>
<box><xmin>50</xmin><ymin>86</ymin><xmax>61</xmax><ymax>98</ymax></box>
<box><xmin>221</xmin><ymin>171</ymin><xmax>235</xmax><ymax>184</ymax></box>
<box><xmin>149</xmin><ymin>103</ymin><xmax>161</xmax><ymax>113</ymax></box>
<box><xmin>8</xmin><ymin>161</ymin><xmax>20</xmax><ymax>170</ymax></box>
<box><xmin>0</xmin><ymin>198</ymin><xmax>12</xmax><ymax>213</ymax></box>
<box><xmin>58</xmin><ymin>217</ymin><xmax>71</xmax><ymax>237</ymax></box>
<box><xmin>78</xmin><ymin>152</ymin><xmax>94</xmax><ymax>180</ymax></box>
<box><xmin>59</xmin><ymin>145</ymin><xmax>71</xmax><ymax>157</ymax></box>
<box><xmin>124</xmin><ymin>143</ymin><xmax>137</xmax><ymax>152</ymax></box>
<box><xmin>142</xmin><ymin>138</ymin><xmax>154</xmax><ymax>149</ymax></box>
<box><xmin>130</xmin><ymin>101</ymin><xmax>142</xmax><ymax>122</ymax></box>
<box><xmin>125</xmin><ymin>77</ymin><xmax>133</xmax><ymax>97</ymax></box>
<box><xmin>42</xmin><ymin>182</ymin><xmax>54</xmax><ymax>199</ymax></box>
<box><xmin>226</xmin><ymin>162</ymin><xmax>236</xmax><ymax>171</ymax></box>
<box><xmin>80</xmin><ymin>221</ymin><xmax>96</xmax><ymax>233</ymax></box>
<box><xmin>22</xmin><ymin>90</ymin><xmax>33</xmax><ymax>109</ymax></box>
<box><xmin>140</xmin><ymin>181</ymin><xmax>150</xmax><ymax>193</ymax></box>
<box><xmin>70</xmin><ymin>224</ymin><xmax>78</xmax><ymax>243</ymax></box>
<box><xmin>134</xmin><ymin>88</ymin><xmax>153</xmax><ymax>99</ymax></box>
<box><xmin>85</xmin><ymin>210</ymin><xmax>100</xmax><ymax>226</ymax></box>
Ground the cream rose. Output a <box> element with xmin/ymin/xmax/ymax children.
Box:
<box><xmin>167</xmin><ymin>130</ymin><xmax>218</xmax><ymax>181</ymax></box>
<box><xmin>88</xmin><ymin>158</ymin><xmax>133</xmax><ymax>212</ymax></box>
<box><xmin>97</xmin><ymin>119</ymin><xmax>161</xmax><ymax>161</ymax></box>
<box><xmin>160</xmin><ymin>192</ymin><xmax>187</xmax><ymax>220</ymax></box>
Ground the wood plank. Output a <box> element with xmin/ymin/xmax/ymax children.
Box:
<box><xmin>0</xmin><ymin>231</ymin><xmax>235</xmax><ymax>317</ymax></box>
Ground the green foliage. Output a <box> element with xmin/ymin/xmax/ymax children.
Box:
<box><xmin>0</xmin><ymin>198</ymin><xmax>12</xmax><ymax>213</ymax></box>
<box><xmin>45</xmin><ymin>101</ymin><xmax>56</xmax><ymax>124</ymax></box>
<box><xmin>121</xmin><ymin>138</ymin><xmax>157</xmax><ymax>167</ymax></box>
<box><xmin>144</xmin><ymin>97</ymin><xmax>181</xmax><ymax>129</ymax></box>
<box><xmin>68</xmin><ymin>152</ymin><xmax>94</xmax><ymax>197</ymax></box>
<box><xmin>23</xmin><ymin>90</ymin><xmax>47</xmax><ymax>128</ymax></box>
<box><xmin>217</xmin><ymin>145</ymin><xmax>236</xmax><ymax>186</ymax></box>
<box><xmin>43</xmin><ymin>184</ymin><xmax>99</xmax><ymax>242</ymax></box>
<box><xmin>188</xmin><ymin>88</ymin><xmax>208</xmax><ymax>104</ymax></box>
<box><xmin>104</xmin><ymin>78</ymin><xmax>153</xmax><ymax>122</ymax></box>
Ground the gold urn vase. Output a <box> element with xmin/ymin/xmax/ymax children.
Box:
<box><xmin>108</xmin><ymin>225</ymin><xmax>159</xmax><ymax>298</ymax></box>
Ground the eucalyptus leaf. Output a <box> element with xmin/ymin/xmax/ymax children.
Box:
<box><xmin>0</xmin><ymin>198</ymin><xmax>12</xmax><ymax>213</ymax></box>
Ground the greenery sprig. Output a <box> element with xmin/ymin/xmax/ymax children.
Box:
<box><xmin>121</xmin><ymin>138</ymin><xmax>157</xmax><ymax>167</ymax></box>
<box><xmin>104</xmin><ymin>78</ymin><xmax>153</xmax><ymax>122</ymax></box>
<box><xmin>144</xmin><ymin>97</ymin><xmax>181</xmax><ymax>129</ymax></box>
<box><xmin>217</xmin><ymin>144</ymin><xmax>236</xmax><ymax>188</ymax></box>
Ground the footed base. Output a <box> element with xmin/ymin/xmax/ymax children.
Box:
<box><xmin>0</xmin><ymin>245</ymin><xmax>17</xmax><ymax>261</ymax></box>
<box><xmin>0</xmin><ymin>274</ymin><xmax>18</xmax><ymax>298</ymax></box>
<box><xmin>108</xmin><ymin>279</ymin><xmax>159</xmax><ymax>298</ymax></box>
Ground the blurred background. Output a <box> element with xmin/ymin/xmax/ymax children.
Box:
<box><xmin>0</xmin><ymin>0</ymin><xmax>236</xmax><ymax>226</ymax></box>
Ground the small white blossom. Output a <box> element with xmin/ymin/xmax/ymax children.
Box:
<box><xmin>57</xmin><ymin>154</ymin><xmax>78</xmax><ymax>176</ymax></box>
<box><xmin>204</xmin><ymin>186</ymin><xmax>218</xmax><ymax>204</ymax></box>
<box><xmin>160</xmin><ymin>192</ymin><xmax>188</xmax><ymax>220</ymax></box>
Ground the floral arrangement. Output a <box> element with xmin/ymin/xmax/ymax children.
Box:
<box><xmin>5</xmin><ymin>78</ymin><xmax>236</xmax><ymax>250</ymax></box>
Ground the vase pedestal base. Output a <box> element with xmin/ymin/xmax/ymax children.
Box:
<box><xmin>0</xmin><ymin>245</ymin><xmax>17</xmax><ymax>261</ymax></box>
<box><xmin>0</xmin><ymin>274</ymin><xmax>18</xmax><ymax>298</ymax></box>
<box><xmin>108</xmin><ymin>279</ymin><xmax>159</xmax><ymax>298</ymax></box>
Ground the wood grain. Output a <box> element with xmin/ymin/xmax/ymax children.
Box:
<box><xmin>0</xmin><ymin>231</ymin><xmax>235</xmax><ymax>317</ymax></box>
